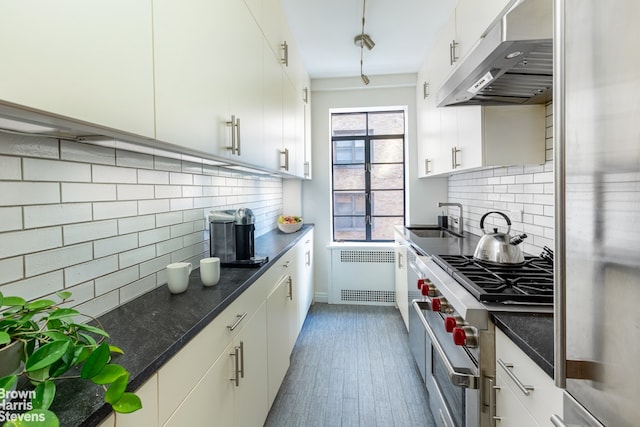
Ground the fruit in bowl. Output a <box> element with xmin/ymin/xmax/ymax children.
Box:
<box><xmin>278</xmin><ymin>215</ymin><xmax>303</xmax><ymax>233</ymax></box>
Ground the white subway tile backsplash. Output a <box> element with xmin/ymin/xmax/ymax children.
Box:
<box><xmin>0</xmin><ymin>257</ymin><xmax>23</xmax><ymax>285</ymax></box>
<box><xmin>93</xmin><ymin>201</ymin><xmax>138</xmax><ymax>220</ymax></box>
<box><xmin>0</xmin><ymin>156</ymin><xmax>21</xmax><ymax>180</ymax></box>
<box><xmin>64</xmin><ymin>255</ymin><xmax>119</xmax><ymax>287</ymax></box>
<box><xmin>25</xmin><ymin>243</ymin><xmax>93</xmax><ymax>277</ymax></box>
<box><xmin>0</xmin><ymin>182</ymin><xmax>60</xmax><ymax>206</ymax></box>
<box><xmin>92</xmin><ymin>164</ymin><xmax>137</xmax><ymax>183</ymax></box>
<box><xmin>62</xmin><ymin>141</ymin><xmax>115</xmax><ymax>165</ymax></box>
<box><xmin>94</xmin><ymin>234</ymin><xmax>138</xmax><ymax>258</ymax></box>
<box><xmin>0</xmin><ymin>207</ymin><xmax>23</xmax><ymax>232</ymax></box>
<box><xmin>138</xmin><ymin>169</ymin><xmax>169</xmax><ymax>185</ymax></box>
<box><xmin>24</xmin><ymin>203</ymin><xmax>92</xmax><ymax>228</ymax></box>
<box><xmin>0</xmin><ymin>227</ymin><xmax>61</xmax><ymax>259</ymax></box>
<box><xmin>0</xmin><ymin>133</ymin><xmax>282</xmax><ymax>313</ymax></box>
<box><xmin>62</xmin><ymin>183</ymin><xmax>117</xmax><ymax>202</ymax></box>
<box><xmin>23</xmin><ymin>158</ymin><xmax>91</xmax><ymax>182</ymax></box>
<box><xmin>64</xmin><ymin>220</ymin><xmax>118</xmax><ymax>245</ymax></box>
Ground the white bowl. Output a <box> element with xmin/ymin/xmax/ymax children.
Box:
<box><xmin>278</xmin><ymin>222</ymin><xmax>302</xmax><ymax>233</ymax></box>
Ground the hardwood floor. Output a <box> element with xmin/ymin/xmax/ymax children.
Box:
<box><xmin>265</xmin><ymin>303</ymin><xmax>436</xmax><ymax>427</ymax></box>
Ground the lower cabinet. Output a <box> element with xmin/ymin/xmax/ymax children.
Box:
<box><xmin>106</xmin><ymin>228</ymin><xmax>314</xmax><ymax>427</ymax></box>
<box><xmin>494</xmin><ymin>328</ymin><xmax>562</xmax><ymax>426</ymax></box>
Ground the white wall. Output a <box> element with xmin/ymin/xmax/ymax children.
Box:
<box><xmin>304</xmin><ymin>74</ymin><xmax>447</xmax><ymax>302</ymax></box>
<box><xmin>0</xmin><ymin>133</ymin><xmax>283</xmax><ymax>317</ymax></box>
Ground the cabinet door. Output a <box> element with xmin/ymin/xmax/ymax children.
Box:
<box><xmin>494</xmin><ymin>372</ymin><xmax>540</xmax><ymax>427</ymax></box>
<box><xmin>263</xmin><ymin>43</ymin><xmax>284</xmax><ymax>172</ymax></box>
<box><xmin>282</xmin><ymin>76</ymin><xmax>299</xmax><ymax>176</ymax></box>
<box><xmin>0</xmin><ymin>0</ymin><xmax>154</xmax><ymax>138</ymax></box>
<box><xmin>394</xmin><ymin>242</ymin><xmax>408</xmax><ymax>330</ymax></box>
<box><xmin>266</xmin><ymin>274</ymin><xmax>292</xmax><ymax>408</ymax></box>
<box><xmin>234</xmin><ymin>302</ymin><xmax>269</xmax><ymax>427</ymax></box>
<box><xmin>455</xmin><ymin>0</ymin><xmax>513</xmax><ymax>60</ymax></box>
<box><xmin>296</xmin><ymin>232</ymin><xmax>314</xmax><ymax>332</ymax></box>
<box><xmin>454</xmin><ymin>106</ymin><xmax>483</xmax><ymax>171</ymax></box>
<box><xmin>153</xmin><ymin>0</ymin><xmax>229</xmax><ymax>155</ymax></box>
<box><xmin>164</xmin><ymin>342</ymin><xmax>235</xmax><ymax>427</ymax></box>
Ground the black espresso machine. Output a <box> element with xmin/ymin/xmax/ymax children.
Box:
<box><xmin>209</xmin><ymin>208</ymin><xmax>268</xmax><ymax>267</ymax></box>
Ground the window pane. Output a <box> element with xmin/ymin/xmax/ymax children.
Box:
<box><xmin>332</xmin><ymin>113</ymin><xmax>366</xmax><ymax>136</ymax></box>
<box><xmin>371</xmin><ymin>139</ymin><xmax>403</xmax><ymax>163</ymax></box>
<box><xmin>335</xmin><ymin>216</ymin><xmax>366</xmax><ymax>241</ymax></box>
<box><xmin>371</xmin><ymin>217</ymin><xmax>404</xmax><ymax>240</ymax></box>
<box><xmin>333</xmin><ymin>165</ymin><xmax>365</xmax><ymax>190</ymax></box>
<box><xmin>333</xmin><ymin>139</ymin><xmax>365</xmax><ymax>164</ymax></box>
<box><xmin>371</xmin><ymin>164</ymin><xmax>404</xmax><ymax>189</ymax></box>
<box><xmin>371</xmin><ymin>190</ymin><xmax>404</xmax><ymax>216</ymax></box>
<box><xmin>368</xmin><ymin>111</ymin><xmax>404</xmax><ymax>135</ymax></box>
<box><xmin>334</xmin><ymin>191</ymin><xmax>365</xmax><ymax>215</ymax></box>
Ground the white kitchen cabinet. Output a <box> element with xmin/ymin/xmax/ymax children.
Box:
<box><xmin>419</xmin><ymin>104</ymin><xmax>545</xmax><ymax>177</ymax></box>
<box><xmin>114</xmin><ymin>375</ymin><xmax>158</xmax><ymax>427</ymax></box>
<box><xmin>494</xmin><ymin>328</ymin><xmax>562</xmax><ymax>427</ymax></box>
<box><xmin>154</xmin><ymin>0</ymin><xmax>264</xmax><ymax>166</ymax></box>
<box><xmin>295</xmin><ymin>231</ymin><xmax>314</xmax><ymax>332</ymax></box>
<box><xmin>266</xmin><ymin>274</ymin><xmax>294</xmax><ymax>407</ymax></box>
<box><xmin>0</xmin><ymin>0</ymin><xmax>155</xmax><ymax>139</ymax></box>
<box><xmin>394</xmin><ymin>238</ymin><xmax>409</xmax><ymax>330</ymax></box>
<box><xmin>435</xmin><ymin>0</ymin><xmax>513</xmax><ymax>80</ymax></box>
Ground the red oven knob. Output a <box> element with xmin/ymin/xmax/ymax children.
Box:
<box><xmin>417</xmin><ymin>278</ymin><xmax>425</xmax><ymax>290</ymax></box>
<box><xmin>421</xmin><ymin>283</ymin><xmax>437</xmax><ymax>297</ymax></box>
<box><xmin>431</xmin><ymin>297</ymin><xmax>450</xmax><ymax>313</ymax></box>
<box><xmin>453</xmin><ymin>326</ymin><xmax>478</xmax><ymax>347</ymax></box>
<box><xmin>444</xmin><ymin>316</ymin><xmax>464</xmax><ymax>333</ymax></box>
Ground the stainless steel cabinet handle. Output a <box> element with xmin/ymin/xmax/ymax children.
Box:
<box><xmin>239</xmin><ymin>340</ymin><xmax>245</xmax><ymax>379</ymax></box>
<box><xmin>425</xmin><ymin>158</ymin><xmax>432</xmax><ymax>174</ymax></box>
<box><xmin>451</xmin><ymin>146</ymin><xmax>461</xmax><ymax>169</ymax></box>
<box><xmin>303</xmin><ymin>87</ymin><xmax>308</xmax><ymax>103</ymax></box>
<box><xmin>449</xmin><ymin>40</ymin><xmax>459</xmax><ymax>65</ymax></box>
<box><xmin>281</xmin><ymin>41</ymin><xmax>289</xmax><ymax>66</ymax></box>
<box><xmin>497</xmin><ymin>358</ymin><xmax>534</xmax><ymax>396</ymax></box>
<box><xmin>489</xmin><ymin>379</ymin><xmax>501</xmax><ymax>426</ymax></box>
<box><xmin>305</xmin><ymin>250</ymin><xmax>311</xmax><ymax>266</ymax></box>
<box><xmin>287</xmin><ymin>276</ymin><xmax>293</xmax><ymax>301</ymax></box>
<box><xmin>550</xmin><ymin>414</ymin><xmax>567</xmax><ymax>427</ymax></box>
<box><xmin>230</xmin><ymin>345</ymin><xmax>240</xmax><ymax>386</ymax></box>
<box><xmin>304</xmin><ymin>161</ymin><xmax>310</xmax><ymax>177</ymax></box>
<box><xmin>412</xmin><ymin>300</ymin><xmax>480</xmax><ymax>389</ymax></box>
<box><xmin>397</xmin><ymin>252</ymin><xmax>403</xmax><ymax>269</ymax></box>
<box><xmin>226</xmin><ymin>115</ymin><xmax>240</xmax><ymax>155</ymax></box>
<box><xmin>227</xmin><ymin>312</ymin><xmax>248</xmax><ymax>331</ymax></box>
<box><xmin>423</xmin><ymin>81</ymin><xmax>429</xmax><ymax>99</ymax></box>
<box><xmin>280</xmin><ymin>148</ymin><xmax>289</xmax><ymax>171</ymax></box>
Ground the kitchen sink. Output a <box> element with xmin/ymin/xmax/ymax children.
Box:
<box><xmin>406</xmin><ymin>226</ymin><xmax>463</xmax><ymax>238</ymax></box>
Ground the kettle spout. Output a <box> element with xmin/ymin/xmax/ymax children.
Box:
<box><xmin>509</xmin><ymin>234</ymin><xmax>528</xmax><ymax>245</ymax></box>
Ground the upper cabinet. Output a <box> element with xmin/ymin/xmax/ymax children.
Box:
<box><xmin>153</xmin><ymin>0</ymin><xmax>265</xmax><ymax>167</ymax></box>
<box><xmin>0</xmin><ymin>0</ymin><xmax>155</xmax><ymax>139</ymax></box>
<box><xmin>435</xmin><ymin>0</ymin><xmax>513</xmax><ymax>82</ymax></box>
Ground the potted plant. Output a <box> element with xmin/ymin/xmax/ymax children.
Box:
<box><xmin>0</xmin><ymin>291</ymin><xmax>141</xmax><ymax>426</ymax></box>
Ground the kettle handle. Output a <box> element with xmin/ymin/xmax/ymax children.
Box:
<box><xmin>479</xmin><ymin>211</ymin><xmax>512</xmax><ymax>235</ymax></box>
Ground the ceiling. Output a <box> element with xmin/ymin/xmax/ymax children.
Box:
<box><xmin>281</xmin><ymin>0</ymin><xmax>458</xmax><ymax>79</ymax></box>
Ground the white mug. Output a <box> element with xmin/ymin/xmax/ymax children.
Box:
<box><xmin>200</xmin><ymin>257</ymin><xmax>220</xmax><ymax>287</ymax></box>
<box><xmin>166</xmin><ymin>262</ymin><xmax>192</xmax><ymax>294</ymax></box>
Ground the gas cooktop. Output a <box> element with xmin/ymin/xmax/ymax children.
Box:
<box><xmin>432</xmin><ymin>254</ymin><xmax>554</xmax><ymax>305</ymax></box>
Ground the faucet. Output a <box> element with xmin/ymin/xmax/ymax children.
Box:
<box><xmin>438</xmin><ymin>202</ymin><xmax>464</xmax><ymax>235</ymax></box>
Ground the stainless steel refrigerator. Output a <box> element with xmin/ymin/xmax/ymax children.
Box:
<box><xmin>554</xmin><ymin>0</ymin><xmax>640</xmax><ymax>426</ymax></box>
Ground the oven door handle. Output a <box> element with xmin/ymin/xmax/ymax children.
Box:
<box><xmin>412</xmin><ymin>300</ymin><xmax>480</xmax><ymax>389</ymax></box>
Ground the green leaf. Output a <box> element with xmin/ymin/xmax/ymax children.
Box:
<box><xmin>26</xmin><ymin>367</ymin><xmax>50</xmax><ymax>383</ymax></box>
<box><xmin>3</xmin><ymin>296</ymin><xmax>26</xmax><ymax>307</ymax></box>
<box><xmin>0</xmin><ymin>375</ymin><xmax>18</xmax><ymax>393</ymax></box>
<box><xmin>90</xmin><ymin>364</ymin><xmax>127</xmax><ymax>385</ymax></box>
<box><xmin>0</xmin><ymin>291</ymin><xmax>3</xmax><ymax>306</ymax></box>
<box><xmin>24</xmin><ymin>299</ymin><xmax>55</xmax><ymax>311</ymax></box>
<box><xmin>74</xmin><ymin>323</ymin><xmax>110</xmax><ymax>338</ymax></box>
<box><xmin>32</xmin><ymin>381</ymin><xmax>56</xmax><ymax>410</ymax></box>
<box><xmin>111</xmin><ymin>392</ymin><xmax>142</xmax><ymax>414</ymax></box>
<box><xmin>40</xmin><ymin>331</ymin><xmax>71</xmax><ymax>342</ymax></box>
<box><xmin>78</xmin><ymin>332</ymin><xmax>97</xmax><ymax>346</ymax></box>
<box><xmin>104</xmin><ymin>372</ymin><xmax>129</xmax><ymax>404</ymax></box>
<box><xmin>0</xmin><ymin>331</ymin><xmax>10</xmax><ymax>345</ymax></box>
<box><xmin>25</xmin><ymin>341</ymin><xmax>71</xmax><ymax>372</ymax></box>
<box><xmin>3</xmin><ymin>409</ymin><xmax>60</xmax><ymax>427</ymax></box>
<box><xmin>109</xmin><ymin>345</ymin><xmax>124</xmax><ymax>355</ymax></box>
<box><xmin>80</xmin><ymin>341</ymin><xmax>110</xmax><ymax>379</ymax></box>
<box><xmin>55</xmin><ymin>291</ymin><xmax>72</xmax><ymax>301</ymax></box>
<box><xmin>46</xmin><ymin>308</ymin><xmax>79</xmax><ymax>321</ymax></box>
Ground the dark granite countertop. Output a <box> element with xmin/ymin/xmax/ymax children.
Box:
<box><xmin>48</xmin><ymin>225</ymin><xmax>314</xmax><ymax>426</ymax></box>
<box><xmin>397</xmin><ymin>225</ymin><xmax>555</xmax><ymax>378</ymax></box>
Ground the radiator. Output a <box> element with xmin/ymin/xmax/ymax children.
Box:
<box><xmin>329</xmin><ymin>247</ymin><xmax>395</xmax><ymax>305</ymax></box>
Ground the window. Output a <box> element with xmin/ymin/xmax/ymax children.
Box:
<box><xmin>331</xmin><ymin>110</ymin><xmax>406</xmax><ymax>242</ymax></box>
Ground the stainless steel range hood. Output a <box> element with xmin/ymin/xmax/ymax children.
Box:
<box><xmin>436</xmin><ymin>0</ymin><xmax>553</xmax><ymax>107</ymax></box>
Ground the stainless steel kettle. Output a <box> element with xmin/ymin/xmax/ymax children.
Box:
<box><xmin>473</xmin><ymin>211</ymin><xmax>528</xmax><ymax>265</ymax></box>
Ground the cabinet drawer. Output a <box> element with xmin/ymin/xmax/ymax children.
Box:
<box><xmin>495</xmin><ymin>370</ymin><xmax>540</xmax><ymax>427</ymax></box>
<box><xmin>495</xmin><ymin>328</ymin><xmax>562</xmax><ymax>426</ymax></box>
